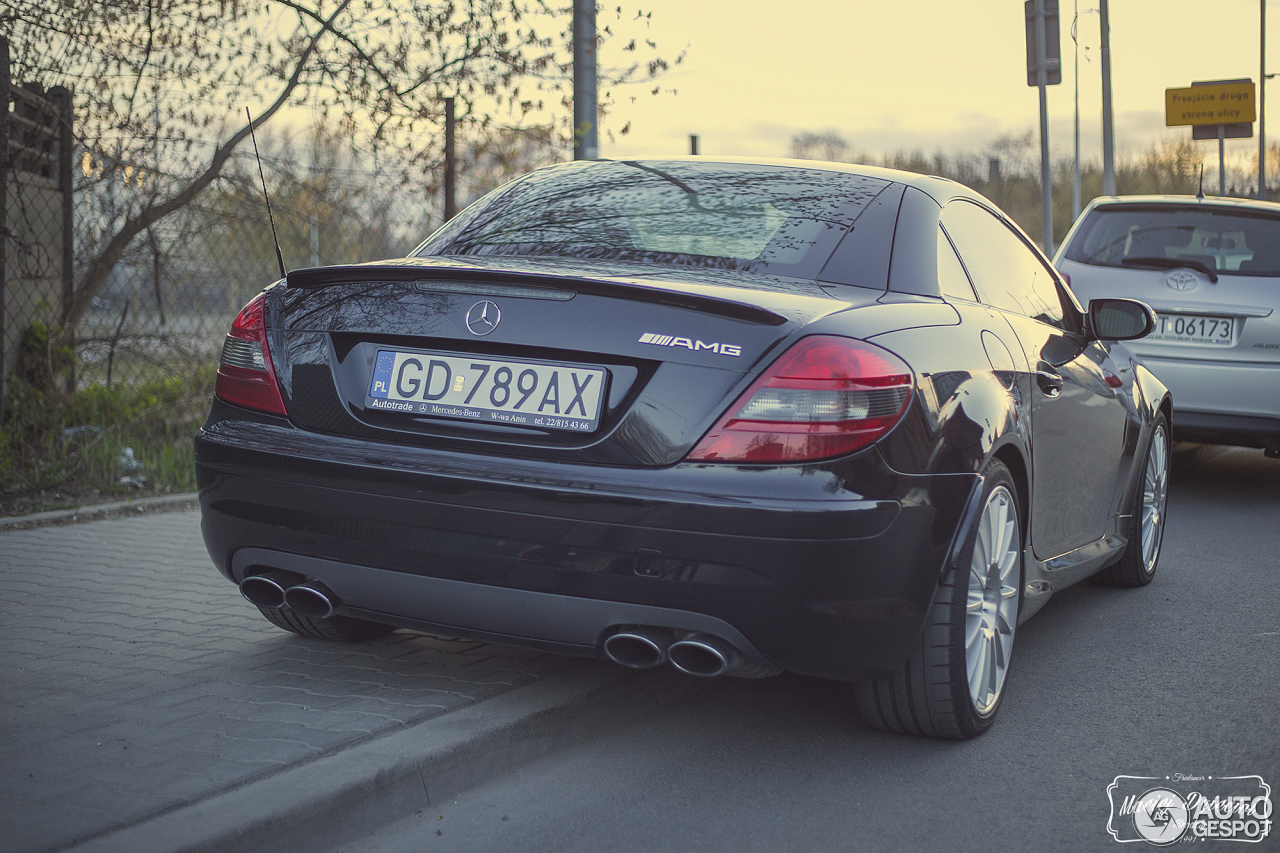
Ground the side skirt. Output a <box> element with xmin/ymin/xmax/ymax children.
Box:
<box><xmin>1018</xmin><ymin>519</ymin><xmax>1130</xmax><ymax>624</ymax></box>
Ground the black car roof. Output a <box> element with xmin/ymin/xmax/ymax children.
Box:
<box><xmin>565</xmin><ymin>155</ymin><xmax>987</xmax><ymax>208</ymax></box>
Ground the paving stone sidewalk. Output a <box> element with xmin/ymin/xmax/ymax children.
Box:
<box><xmin>0</xmin><ymin>509</ymin><xmax>575</xmax><ymax>853</ymax></box>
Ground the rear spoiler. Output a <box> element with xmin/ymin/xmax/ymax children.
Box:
<box><xmin>285</xmin><ymin>264</ymin><xmax>788</xmax><ymax>326</ymax></box>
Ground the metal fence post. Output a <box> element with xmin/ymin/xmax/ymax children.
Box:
<box><xmin>52</xmin><ymin>87</ymin><xmax>73</xmax><ymax>326</ymax></box>
<box><xmin>1</xmin><ymin>36</ymin><xmax>9</xmax><ymax>420</ymax></box>
<box><xmin>444</xmin><ymin>97</ymin><xmax>456</xmax><ymax>221</ymax></box>
<box><xmin>50</xmin><ymin>86</ymin><xmax>75</xmax><ymax>392</ymax></box>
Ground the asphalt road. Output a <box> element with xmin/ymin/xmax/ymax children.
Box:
<box><xmin>332</xmin><ymin>445</ymin><xmax>1280</xmax><ymax>853</ymax></box>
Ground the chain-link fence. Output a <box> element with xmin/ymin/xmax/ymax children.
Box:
<box><xmin>72</xmin><ymin>151</ymin><xmax>440</xmax><ymax>392</ymax></box>
<box><xmin>3</xmin><ymin>25</ymin><xmax>563</xmax><ymax>504</ymax></box>
<box><xmin>6</xmin><ymin>36</ymin><xmax>556</xmax><ymax>402</ymax></box>
<box><xmin>65</xmin><ymin>124</ymin><xmax>556</xmax><ymax>393</ymax></box>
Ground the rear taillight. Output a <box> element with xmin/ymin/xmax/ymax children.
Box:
<box><xmin>214</xmin><ymin>291</ymin><xmax>288</xmax><ymax>416</ymax></box>
<box><xmin>686</xmin><ymin>335</ymin><xmax>913</xmax><ymax>463</ymax></box>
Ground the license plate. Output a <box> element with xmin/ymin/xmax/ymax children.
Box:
<box><xmin>367</xmin><ymin>349</ymin><xmax>606</xmax><ymax>432</ymax></box>
<box><xmin>1149</xmin><ymin>313</ymin><xmax>1236</xmax><ymax>346</ymax></box>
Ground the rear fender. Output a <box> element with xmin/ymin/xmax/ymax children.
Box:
<box><xmin>1115</xmin><ymin>361</ymin><xmax>1172</xmax><ymax>542</ymax></box>
<box><xmin>1133</xmin><ymin>361</ymin><xmax>1172</xmax><ymax>424</ymax></box>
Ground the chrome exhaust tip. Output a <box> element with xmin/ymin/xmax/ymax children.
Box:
<box><xmin>239</xmin><ymin>571</ymin><xmax>300</xmax><ymax>609</ymax></box>
<box><xmin>283</xmin><ymin>582</ymin><xmax>338</xmax><ymax>619</ymax></box>
<box><xmin>602</xmin><ymin>627</ymin><xmax>673</xmax><ymax>669</ymax></box>
<box><xmin>668</xmin><ymin>635</ymin><xmax>737</xmax><ymax>678</ymax></box>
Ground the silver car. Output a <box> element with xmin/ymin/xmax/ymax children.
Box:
<box><xmin>1055</xmin><ymin>195</ymin><xmax>1280</xmax><ymax>457</ymax></box>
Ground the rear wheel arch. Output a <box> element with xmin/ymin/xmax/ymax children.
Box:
<box><xmin>990</xmin><ymin>443</ymin><xmax>1029</xmax><ymax>541</ymax></box>
<box><xmin>937</xmin><ymin>440</ymin><xmax>1028</xmax><ymax>582</ymax></box>
<box><xmin>1093</xmin><ymin>410</ymin><xmax>1170</xmax><ymax>587</ymax></box>
<box><xmin>855</xmin><ymin>457</ymin><xmax>1023</xmax><ymax>738</ymax></box>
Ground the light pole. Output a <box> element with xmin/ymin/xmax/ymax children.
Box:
<box><xmin>1261</xmin><ymin>0</ymin><xmax>1267</xmax><ymax>200</ymax></box>
<box><xmin>1032</xmin><ymin>0</ymin><xmax>1054</xmax><ymax>254</ymax></box>
<box><xmin>573</xmin><ymin>0</ymin><xmax>598</xmax><ymax>160</ymax></box>
<box><xmin>1071</xmin><ymin>4</ymin><xmax>1099</xmax><ymax>219</ymax></box>
<box><xmin>1100</xmin><ymin>0</ymin><xmax>1116</xmax><ymax>196</ymax></box>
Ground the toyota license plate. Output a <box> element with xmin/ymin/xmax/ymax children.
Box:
<box><xmin>1149</xmin><ymin>313</ymin><xmax>1236</xmax><ymax>346</ymax></box>
<box><xmin>367</xmin><ymin>349</ymin><xmax>606</xmax><ymax>432</ymax></box>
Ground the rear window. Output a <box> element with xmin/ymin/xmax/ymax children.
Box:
<box><xmin>1064</xmin><ymin>204</ymin><xmax>1280</xmax><ymax>276</ymax></box>
<box><xmin>413</xmin><ymin>160</ymin><xmax>891</xmax><ymax>280</ymax></box>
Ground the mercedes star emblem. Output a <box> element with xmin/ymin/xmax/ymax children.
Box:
<box><xmin>465</xmin><ymin>301</ymin><xmax>501</xmax><ymax>336</ymax></box>
<box><xmin>1165</xmin><ymin>270</ymin><xmax>1198</xmax><ymax>291</ymax></box>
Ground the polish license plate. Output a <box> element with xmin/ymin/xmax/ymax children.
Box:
<box><xmin>367</xmin><ymin>349</ymin><xmax>606</xmax><ymax>432</ymax></box>
<box><xmin>1149</xmin><ymin>313</ymin><xmax>1236</xmax><ymax>346</ymax></box>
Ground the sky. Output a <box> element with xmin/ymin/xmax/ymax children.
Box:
<box><xmin>593</xmin><ymin>0</ymin><xmax>1279</xmax><ymax>168</ymax></box>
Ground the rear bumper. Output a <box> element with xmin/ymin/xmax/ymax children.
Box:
<box><xmin>1169</xmin><ymin>411</ymin><xmax>1280</xmax><ymax>450</ymax></box>
<box><xmin>1138</xmin><ymin>354</ymin><xmax>1280</xmax><ymax>447</ymax></box>
<box><xmin>195</xmin><ymin>409</ymin><xmax>977</xmax><ymax>680</ymax></box>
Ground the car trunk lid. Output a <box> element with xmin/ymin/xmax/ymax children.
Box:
<box><xmin>269</xmin><ymin>256</ymin><xmax>885</xmax><ymax>466</ymax></box>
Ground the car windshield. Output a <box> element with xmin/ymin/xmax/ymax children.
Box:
<box><xmin>1064</xmin><ymin>204</ymin><xmax>1280</xmax><ymax>276</ymax></box>
<box><xmin>413</xmin><ymin>160</ymin><xmax>891</xmax><ymax>279</ymax></box>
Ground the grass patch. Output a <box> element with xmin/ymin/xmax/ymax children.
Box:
<box><xmin>1</xmin><ymin>364</ymin><xmax>217</xmax><ymax>514</ymax></box>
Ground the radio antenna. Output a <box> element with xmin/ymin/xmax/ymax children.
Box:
<box><xmin>246</xmin><ymin>107</ymin><xmax>287</xmax><ymax>280</ymax></box>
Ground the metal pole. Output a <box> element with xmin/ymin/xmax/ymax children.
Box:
<box><xmin>1072</xmin><ymin>0</ymin><xmax>1081</xmax><ymax>219</ymax></box>
<box><xmin>1261</xmin><ymin>0</ymin><xmax>1267</xmax><ymax>200</ymax></box>
<box><xmin>444</xmin><ymin>97</ymin><xmax>456</xmax><ymax>221</ymax></box>
<box><xmin>572</xmin><ymin>0</ymin><xmax>598</xmax><ymax>160</ymax></box>
<box><xmin>1220</xmin><ymin>124</ymin><xmax>1227</xmax><ymax>196</ymax></box>
<box><xmin>0</xmin><ymin>36</ymin><xmax>9</xmax><ymax>422</ymax></box>
<box><xmin>1100</xmin><ymin>0</ymin><xmax>1116</xmax><ymax>195</ymax></box>
<box><xmin>52</xmin><ymin>85</ymin><xmax>75</xmax><ymax>393</ymax></box>
<box><xmin>52</xmin><ymin>87</ymin><xmax>74</xmax><ymax>325</ymax></box>
<box><xmin>1035</xmin><ymin>0</ymin><xmax>1054</xmax><ymax>253</ymax></box>
<box><xmin>689</xmin><ymin>134</ymin><xmax>699</xmax><ymax>155</ymax></box>
<box><xmin>309</xmin><ymin>212</ymin><xmax>319</xmax><ymax>267</ymax></box>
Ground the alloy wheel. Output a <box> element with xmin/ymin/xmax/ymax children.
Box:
<box><xmin>1141</xmin><ymin>426</ymin><xmax>1169</xmax><ymax>572</ymax></box>
<box><xmin>965</xmin><ymin>485</ymin><xmax>1020</xmax><ymax>715</ymax></box>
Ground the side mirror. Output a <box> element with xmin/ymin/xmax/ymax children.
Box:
<box><xmin>1088</xmin><ymin>298</ymin><xmax>1156</xmax><ymax>341</ymax></box>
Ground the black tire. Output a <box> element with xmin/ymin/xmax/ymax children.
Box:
<box><xmin>256</xmin><ymin>605</ymin><xmax>396</xmax><ymax>642</ymax></box>
<box><xmin>855</xmin><ymin>460</ymin><xmax>1022</xmax><ymax>739</ymax></box>
<box><xmin>1092</xmin><ymin>414</ymin><xmax>1169</xmax><ymax>588</ymax></box>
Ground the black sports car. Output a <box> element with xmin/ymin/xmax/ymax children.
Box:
<box><xmin>196</xmin><ymin>158</ymin><xmax>1170</xmax><ymax>739</ymax></box>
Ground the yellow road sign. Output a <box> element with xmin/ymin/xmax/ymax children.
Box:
<box><xmin>1166</xmin><ymin>81</ymin><xmax>1256</xmax><ymax>126</ymax></box>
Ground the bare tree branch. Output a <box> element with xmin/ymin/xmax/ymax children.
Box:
<box><xmin>64</xmin><ymin>0</ymin><xmax>355</xmax><ymax>328</ymax></box>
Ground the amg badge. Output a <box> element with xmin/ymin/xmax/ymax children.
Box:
<box><xmin>638</xmin><ymin>332</ymin><xmax>742</xmax><ymax>357</ymax></box>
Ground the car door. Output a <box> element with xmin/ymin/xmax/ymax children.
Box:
<box><xmin>941</xmin><ymin>200</ymin><xmax>1131</xmax><ymax>560</ymax></box>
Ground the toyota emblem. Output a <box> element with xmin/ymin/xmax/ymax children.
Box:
<box><xmin>465</xmin><ymin>301</ymin><xmax>501</xmax><ymax>336</ymax></box>
<box><xmin>1165</xmin><ymin>270</ymin><xmax>1198</xmax><ymax>291</ymax></box>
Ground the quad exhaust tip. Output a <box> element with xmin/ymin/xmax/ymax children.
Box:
<box><xmin>668</xmin><ymin>635</ymin><xmax>738</xmax><ymax>678</ymax></box>
<box><xmin>602</xmin><ymin>628</ymin><xmax>748</xmax><ymax>678</ymax></box>
<box><xmin>239</xmin><ymin>572</ymin><xmax>339</xmax><ymax>620</ymax></box>
<box><xmin>239</xmin><ymin>571</ymin><xmax>301</xmax><ymax>609</ymax></box>
<box><xmin>602</xmin><ymin>627</ymin><xmax>673</xmax><ymax>669</ymax></box>
<box><xmin>283</xmin><ymin>582</ymin><xmax>338</xmax><ymax>620</ymax></box>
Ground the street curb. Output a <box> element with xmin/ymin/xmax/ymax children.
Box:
<box><xmin>68</xmin><ymin>662</ymin><xmax>705</xmax><ymax>853</ymax></box>
<box><xmin>0</xmin><ymin>492</ymin><xmax>199</xmax><ymax>532</ymax></box>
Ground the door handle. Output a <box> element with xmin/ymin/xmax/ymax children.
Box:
<box><xmin>1035</xmin><ymin>362</ymin><xmax>1063</xmax><ymax>397</ymax></box>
